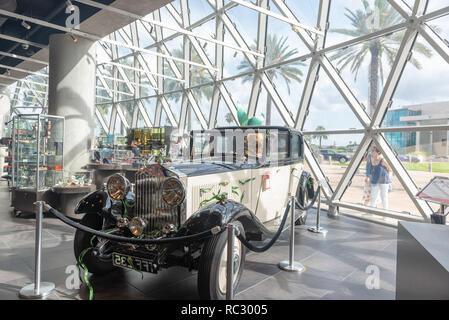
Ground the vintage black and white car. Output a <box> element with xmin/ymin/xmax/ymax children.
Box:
<box><xmin>67</xmin><ymin>126</ymin><xmax>313</xmax><ymax>300</ymax></box>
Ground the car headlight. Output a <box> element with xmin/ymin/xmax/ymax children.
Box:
<box><xmin>106</xmin><ymin>174</ymin><xmax>130</xmax><ymax>201</ymax></box>
<box><xmin>129</xmin><ymin>217</ymin><xmax>147</xmax><ymax>237</ymax></box>
<box><xmin>162</xmin><ymin>177</ymin><xmax>186</xmax><ymax>207</ymax></box>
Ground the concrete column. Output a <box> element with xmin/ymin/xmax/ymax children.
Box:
<box><xmin>0</xmin><ymin>94</ymin><xmax>10</xmax><ymax>138</ymax></box>
<box><xmin>48</xmin><ymin>34</ymin><xmax>96</xmax><ymax>172</ymax></box>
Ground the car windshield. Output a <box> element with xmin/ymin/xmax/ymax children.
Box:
<box><xmin>189</xmin><ymin>128</ymin><xmax>289</xmax><ymax>165</ymax></box>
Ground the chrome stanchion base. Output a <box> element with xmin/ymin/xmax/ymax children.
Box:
<box><xmin>278</xmin><ymin>261</ymin><xmax>305</xmax><ymax>274</ymax></box>
<box><xmin>307</xmin><ymin>226</ymin><xmax>328</xmax><ymax>235</ymax></box>
<box><xmin>19</xmin><ymin>282</ymin><xmax>55</xmax><ymax>299</ymax></box>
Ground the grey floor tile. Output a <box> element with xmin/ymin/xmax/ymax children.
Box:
<box><xmin>122</xmin><ymin>266</ymin><xmax>197</xmax><ymax>296</ymax></box>
<box><xmin>322</xmin><ymin>269</ymin><xmax>395</xmax><ymax>300</ymax></box>
<box><xmin>146</xmin><ymin>275</ymin><xmax>200</xmax><ymax>300</ymax></box>
<box><xmin>237</xmin><ymin>260</ymin><xmax>282</xmax><ymax>293</ymax></box>
<box><xmin>236</xmin><ymin>276</ymin><xmax>322</xmax><ymax>300</ymax></box>
<box><xmin>0</xmin><ymin>256</ymin><xmax>34</xmax><ymax>282</ymax></box>
<box><xmin>2</xmin><ymin>230</ymin><xmax>57</xmax><ymax>247</ymax></box>
<box><xmin>300</xmin><ymin>250</ymin><xmax>359</xmax><ymax>282</ymax></box>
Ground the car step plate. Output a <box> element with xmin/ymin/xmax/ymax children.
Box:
<box><xmin>112</xmin><ymin>252</ymin><xmax>158</xmax><ymax>274</ymax></box>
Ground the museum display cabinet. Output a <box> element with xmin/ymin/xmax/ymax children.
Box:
<box><xmin>11</xmin><ymin>114</ymin><xmax>65</xmax><ymax>215</ymax></box>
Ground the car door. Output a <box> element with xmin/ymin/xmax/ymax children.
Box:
<box><xmin>249</xmin><ymin>130</ymin><xmax>302</xmax><ymax>223</ymax></box>
<box><xmin>327</xmin><ymin>150</ymin><xmax>336</xmax><ymax>160</ymax></box>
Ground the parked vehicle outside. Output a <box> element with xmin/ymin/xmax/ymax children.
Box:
<box><xmin>315</xmin><ymin>149</ymin><xmax>350</xmax><ymax>163</ymax></box>
<box><xmin>397</xmin><ymin>154</ymin><xmax>423</xmax><ymax>163</ymax></box>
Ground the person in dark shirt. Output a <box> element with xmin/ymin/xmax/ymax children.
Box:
<box><xmin>131</xmin><ymin>140</ymin><xmax>141</xmax><ymax>158</ymax></box>
<box><xmin>367</xmin><ymin>147</ymin><xmax>392</xmax><ymax>209</ymax></box>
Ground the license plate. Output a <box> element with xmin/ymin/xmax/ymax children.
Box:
<box><xmin>112</xmin><ymin>253</ymin><xmax>156</xmax><ymax>274</ymax></box>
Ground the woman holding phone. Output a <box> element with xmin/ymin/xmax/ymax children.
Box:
<box><xmin>367</xmin><ymin>147</ymin><xmax>392</xmax><ymax>210</ymax></box>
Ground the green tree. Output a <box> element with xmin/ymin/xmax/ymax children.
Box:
<box><xmin>225</xmin><ymin>112</ymin><xmax>235</xmax><ymax>125</ymax></box>
<box><xmin>237</xmin><ymin>34</ymin><xmax>305</xmax><ymax>125</ymax></box>
<box><xmin>164</xmin><ymin>47</ymin><xmax>213</xmax><ymax>102</ymax></box>
<box><xmin>312</xmin><ymin>125</ymin><xmax>328</xmax><ymax>148</ymax></box>
<box><xmin>331</xmin><ymin>0</ymin><xmax>432</xmax><ymax>117</ymax></box>
<box><xmin>164</xmin><ymin>47</ymin><xmax>214</xmax><ymax>131</ymax></box>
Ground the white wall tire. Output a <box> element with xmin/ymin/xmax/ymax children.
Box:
<box><xmin>197</xmin><ymin>221</ymin><xmax>246</xmax><ymax>300</ymax></box>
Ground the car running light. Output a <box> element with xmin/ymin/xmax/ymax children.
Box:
<box><xmin>129</xmin><ymin>217</ymin><xmax>147</xmax><ymax>237</ymax></box>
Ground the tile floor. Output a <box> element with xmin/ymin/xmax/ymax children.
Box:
<box><xmin>0</xmin><ymin>181</ymin><xmax>397</xmax><ymax>300</ymax></box>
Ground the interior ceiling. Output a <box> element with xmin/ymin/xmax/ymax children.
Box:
<box><xmin>0</xmin><ymin>0</ymin><xmax>172</xmax><ymax>84</ymax></box>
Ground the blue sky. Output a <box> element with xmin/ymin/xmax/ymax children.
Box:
<box><xmin>68</xmin><ymin>0</ymin><xmax>449</xmax><ymax>144</ymax></box>
<box><xmin>183</xmin><ymin>0</ymin><xmax>449</xmax><ymax>146</ymax></box>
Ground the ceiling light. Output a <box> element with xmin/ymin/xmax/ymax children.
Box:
<box><xmin>21</xmin><ymin>44</ymin><xmax>29</xmax><ymax>50</ymax></box>
<box><xmin>70</xmin><ymin>34</ymin><xmax>78</xmax><ymax>43</ymax></box>
<box><xmin>66</xmin><ymin>0</ymin><xmax>76</xmax><ymax>12</ymax></box>
<box><xmin>21</xmin><ymin>21</ymin><xmax>31</xmax><ymax>30</ymax></box>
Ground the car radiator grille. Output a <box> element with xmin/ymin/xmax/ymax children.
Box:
<box><xmin>135</xmin><ymin>172</ymin><xmax>179</xmax><ymax>231</ymax></box>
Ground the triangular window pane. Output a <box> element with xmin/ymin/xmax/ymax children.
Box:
<box><xmin>254</xmin><ymin>85</ymin><xmax>285</xmax><ymax>126</ymax></box>
<box><xmin>136</xmin><ymin>20</ymin><xmax>155</xmax><ymax>48</ymax></box>
<box><xmin>114</xmin><ymin>113</ymin><xmax>125</xmax><ymax>136</ymax></box>
<box><xmin>160</xmin><ymin>107</ymin><xmax>171</xmax><ymax>127</ymax></box>
<box><xmin>304</xmin><ymin>70</ymin><xmax>364</xmax><ymax>131</ymax></box>
<box><xmin>142</xmin><ymin>98</ymin><xmax>157</xmax><ymax>124</ymax></box>
<box><xmin>223</xmin><ymin>24</ymin><xmax>255</xmax><ymax>78</ymax></box>
<box><xmin>309</xmin><ymin>133</ymin><xmax>364</xmax><ymax>190</ymax></box>
<box><xmin>136</xmin><ymin>110</ymin><xmax>146</xmax><ymax>128</ymax></box>
<box><xmin>222</xmin><ymin>76</ymin><xmax>254</xmax><ymax>113</ymax></box>
<box><xmin>191</xmin><ymin>18</ymin><xmax>216</xmax><ymax>66</ymax></box>
<box><xmin>327</xmin><ymin>0</ymin><xmax>406</xmax><ymax>47</ymax></box>
<box><xmin>270</xmin><ymin>58</ymin><xmax>311</xmax><ymax>121</ymax></box>
<box><xmin>385</xmin><ymin>34</ymin><xmax>448</xmax><ymax>125</ymax></box>
<box><xmin>189</xmin><ymin>0</ymin><xmax>214</xmax><ymax>24</ymax></box>
<box><xmin>381</xmin><ymin>128</ymin><xmax>449</xmax><ymax>215</ymax></box>
<box><xmin>329</xmin><ymin>30</ymin><xmax>405</xmax><ymax>118</ymax></box>
<box><xmin>216</xmin><ymin>98</ymin><xmax>237</xmax><ymax>127</ymax></box>
<box><xmin>191</xmin><ymin>85</ymin><xmax>213</xmax><ymax>121</ymax></box>
<box><xmin>282</xmin><ymin>0</ymin><xmax>319</xmax><ymax>29</ymax></box>
<box><xmin>340</xmin><ymin>140</ymin><xmax>426</xmax><ymax>222</ymax></box>
<box><xmin>96</xmin><ymin>104</ymin><xmax>113</xmax><ymax>128</ymax></box>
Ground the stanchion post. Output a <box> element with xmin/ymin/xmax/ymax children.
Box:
<box><xmin>279</xmin><ymin>195</ymin><xmax>305</xmax><ymax>273</ymax></box>
<box><xmin>308</xmin><ymin>185</ymin><xmax>328</xmax><ymax>235</ymax></box>
<box><xmin>226</xmin><ymin>223</ymin><xmax>235</xmax><ymax>300</ymax></box>
<box><xmin>19</xmin><ymin>201</ymin><xmax>55</xmax><ymax>299</ymax></box>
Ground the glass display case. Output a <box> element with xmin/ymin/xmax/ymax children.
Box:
<box><xmin>12</xmin><ymin>114</ymin><xmax>64</xmax><ymax>192</ymax></box>
<box><xmin>54</xmin><ymin>170</ymin><xmax>94</xmax><ymax>188</ymax></box>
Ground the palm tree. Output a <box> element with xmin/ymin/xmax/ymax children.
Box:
<box><xmin>164</xmin><ymin>47</ymin><xmax>214</xmax><ymax>102</ymax></box>
<box><xmin>331</xmin><ymin>0</ymin><xmax>432</xmax><ymax>117</ymax></box>
<box><xmin>312</xmin><ymin>125</ymin><xmax>328</xmax><ymax>148</ymax></box>
<box><xmin>225</xmin><ymin>112</ymin><xmax>235</xmax><ymax>125</ymax></box>
<box><xmin>237</xmin><ymin>34</ymin><xmax>305</xmax><ymax>125</ymax></box>
<box><xmin>164</xmin><ymin>47</ymin><xmax>214</xmax><ymax>131</ymax></box>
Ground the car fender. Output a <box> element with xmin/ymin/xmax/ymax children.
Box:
<box><xmin>74</xmin><ymin>190</ymin><xmax>108</xmax><ymax>215</ymax></box>
<box><xmin>176</xmin><ymin>200</ymin><xmax>270</xmax><ymax>242</ymax></box>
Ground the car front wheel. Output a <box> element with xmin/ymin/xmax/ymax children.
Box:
<box><xmin>197</xmin><ymin>221</ymin><xmax>246</xmax><ymax>300</ymax></box>
<box><xmin>74</xmin><ymin>214</ymin><xmax>116</xmax><ymax>275</ymax></box>
<box><xmin>339</xmin><ymin>157</ymin><xmax>347</xmax><ymax>163</ymax></box>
